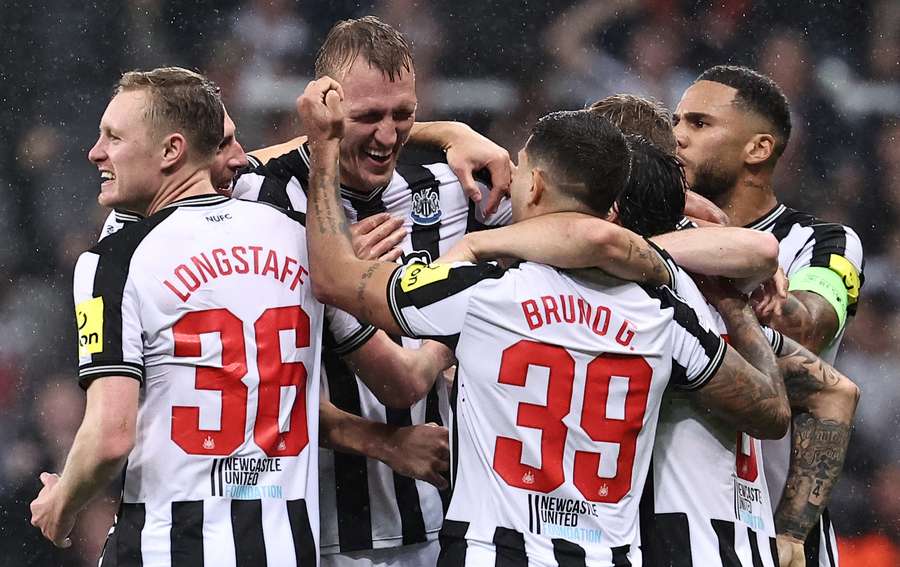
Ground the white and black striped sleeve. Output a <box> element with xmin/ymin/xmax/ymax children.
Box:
<box><xmin>788</xmin><ymin>223</ymin><xmax>865</xmax><ymax>281</ymax></box>
<box><xmin>648</xmin><ymin>285</ymin><xmax>727</xmax><ymax>390</ymax></box>
<box><xmin>324</xmin><ymin>304</ymin><xmax>376</xmax><ymax>356</ymax></box>
<box><xmin>387</xmin><ymin>261</ymin><xmax>505</xmax><ymax>347</ymax></box>
<box><xmin>73</xmin><ymin>250</ymin><xmax>144</xmax><ymax>387</ymax></box>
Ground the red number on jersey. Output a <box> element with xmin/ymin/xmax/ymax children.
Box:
<box><xmin>254</xmin><ymin>306</ymin><xmax>310</xmax><ymax>457</ymax></box>
<box><xmin>494</xmin><ymin>341</ymin><xmax>575</xmax><ymax>494</ymax></box>
<box><xmin>171</xmin><ymin>307</ymin><xmax>310</xmax><ymax>457</ymax></box>
<box><xmin>575</xmin><ymin>354</ymin><xmax>651</xmax><ymax>502</ymax></box>
<box><xmin>735</xmin><ymin>432</ymin><xmax>759</xmax><ymax>482</ymax></box>
<box><xmin>492</xmin><ymin>340</ymin><xmax>652</xmax><ymax>503</ymax></box>
<box><xmin>172</xmin><ymin>309</ymin><xmax>248</xmax><ymax>455</ymax></box>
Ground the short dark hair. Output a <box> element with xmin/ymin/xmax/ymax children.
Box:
<box><xmin>315</xmin><ymin>16</ymin><xmax>414</xmax><ymax>81</ymax></box>
<box><xmin>117</xmin><ymin>67</ymin><xmax>224</xmax><ymax>160</ymax></box>
<box><xmin>616</xmin><ymin>135</ymin><xmax>687</xmax><ymax>237</ymax></box>
<box><xmin>589</xmin><ymin>94</ymin><xmax>676</xmax><ymax>153</ymax></box>
<box><xmin>526</xmin><ymin>110</ymin><xmax>630</xmax><ymax>216</ymax></box>
<box><xmin>697</xmin><ymin>65</ymin><xmax>792</xmax><ymax>158</ymax></box>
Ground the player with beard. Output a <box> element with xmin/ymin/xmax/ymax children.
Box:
<box><xmin>444</xmin><ymin>93</ymin><xmax>859</xmax><ymax>567</ymax></box>
<box><xmin>673</xmin><ymin>66</ymin><xmax>863</xmax><ymax>567</ymax></box>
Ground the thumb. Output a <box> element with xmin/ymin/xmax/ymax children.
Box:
<box><xmin>325</xmin><ymin>89</ymin><xmax>343</xmax><ymax>114</ymax></box>
<box><xmin>39</xmin><ymin>472</ymin><xmax>58</xmax><ymax>486</ymax></box>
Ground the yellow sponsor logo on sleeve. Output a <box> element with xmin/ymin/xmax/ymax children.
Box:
<box><xmin>76</xmin><ymin>296</ymin><xmax>104</xmax><ymax>356</ymax></box>
<box><xmin>828</xmin><ymin>254</ymin><xmax>861</xmax><ymax>304</ymax></box>
<box><xmin>400</xmin><ymin>263</ymin><xmax>451</xmax><ymax>292</ymax></box>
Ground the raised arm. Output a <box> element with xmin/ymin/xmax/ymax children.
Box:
<box><xmin>773</xmin><ymin>336</ymin><xmax>859</xmax><ymax>557</ymax></box>
<box><xmin>31</xmin><ymin>376</ymin><xmax>139</xmax><ymax>547</ymax></box>
<box><xmin>300</xmin><ymin>77</ymin><xmax>403</xmax><ymax>334</ymax></box>
<box><xmin>690</xmin><ymin>287</ymin><xmax>790</xmax><ymax>439</ymax></box>
<box><xmin>441</xmin><ymin>212</ymin><xmax>671</xmax><ymax>286</ymax></box>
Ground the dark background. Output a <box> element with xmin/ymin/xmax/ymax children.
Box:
<box><xmin>0</xmin><ymin>1</ymin><xmax>897</xmax><ymax>564</ymax></box>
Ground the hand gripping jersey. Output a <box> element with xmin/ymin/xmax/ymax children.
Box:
<box><xmin>747</xmin><ymin>204</ymin><xmax>865</xmax><ymax>567</ymax></box>
<box><xmin>78</xmin><ymin>195</ymin><xmax>322</xmax><ymax>566</ymax></box>
<box><xmin>642</xmin><ymin>261</ymin><xmax>782</xmax><ymax>567</ymax></box>
<box><xmin>386</xmin><ymin>260</ymin><xmax>726</xmax><ymax>567</ymax></box>
<box><xmin>233</xmin><ymin>142</ymin><xmax>512</xmax><ymax>555</ymax></box>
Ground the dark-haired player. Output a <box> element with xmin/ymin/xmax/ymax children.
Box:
<box><xmin>300</xmin><ymin>76</ymin><xmax>791</xmax><ymax>565</ymax></box>
<box><xmin>674</xmin><ymin>66</ymin><xmax>863</xmax><ymax>567</ymax></box>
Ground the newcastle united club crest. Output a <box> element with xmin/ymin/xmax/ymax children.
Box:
<box><xmin>410</xmin><ymin>184</ymin><xmax>442</xmax><ymax>225</ymax></box>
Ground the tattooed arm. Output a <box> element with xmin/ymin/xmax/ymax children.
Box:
<box><xmin>762</xmin><ymin>291</ymin><xmax>840</xmax><ymax>354</ymax></box>
<box><xmin>300</xmin><ymin>78</ymin><xmax>404</xmax><ymax>335</ymax></box>
<box><xmin>774</xmin><ymin>336</ymin><xmax>859</xmax><ymax>549</ymax></box>
<box><xmin>691</xmin><ymin>283</ymin><xmax>790</xmax><ymax>439</ymax></box>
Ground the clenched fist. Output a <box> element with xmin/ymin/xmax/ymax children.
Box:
<box><xmin>296</xmin><ymin>77</ymin><xmax>346</xmax><ymax>144</ymax></box>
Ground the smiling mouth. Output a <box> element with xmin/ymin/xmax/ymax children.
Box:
<box><xmin>364</xmin><ymin>149</ymin><xmax>392</xmax><ymax>164</ymax></box>
<box><xmin>100</xmin><ymin>171</ymin><xmax>116</xmax><ymax>184</ymax></box>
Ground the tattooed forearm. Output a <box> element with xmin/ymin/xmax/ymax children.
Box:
<box><xmin>766</xmin><ymin>292</ymin><xmax>839</xmax><ymax>354</ymax></box>
<box><xmin>778</xmin><ymin>337</ymin><xmax>842</xmax><ymax>409</ymax></box>
<box><xmin>775</xmin><ymin>414</ymin><xmax>852</xmax><ymax>540</ymax></box>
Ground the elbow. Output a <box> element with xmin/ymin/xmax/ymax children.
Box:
<box><xmin>750</xmin><ymin>402</ymin><xmax>792</xmax><ymax>439</ymax></box>
<box><xmin>99</xmin><ymin>433</ymin><xmax>135</xmax><ymax>465</ymax></box>
<box><xmin>378</xmin><ymin>384</ymin><xmax>427</xmax><ymax>410</ymax></box>
<box><xmin>758</xmin><ymin>233</ymin><xmax>780</xmax><ymax>276</ymax></box>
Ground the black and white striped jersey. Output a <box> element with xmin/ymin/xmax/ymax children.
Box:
<box><xmin>386</xmin><ymin>259</ymin><xmax>726</xmax><ymax>566</ymax></box>
<box><xmin>641</xmin><ymin>263</ymin><xmax>780</xmax><ymax>567</ymax></box>
<box><xmin>748</xmin><ymin>204</ymin><xmax>864</xmax><ymax>567</ymax></box>
<box><xmin>77</xmin><ymin>195</ymin><xmax>322</xmax><ymax>566</ymax></box>
<box><xmin>232</xmin><ymin>142</ymin><xmax>512</xmax><ymax>555</ymax></box>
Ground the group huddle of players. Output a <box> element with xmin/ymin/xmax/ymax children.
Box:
<box><xmin>29</xmin><ymin>15</ymin><xmax>864</xmax><ymax>567</ymax></box>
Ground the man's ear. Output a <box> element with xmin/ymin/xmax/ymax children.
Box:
<box><xmin>161</xmin><ymin>133</ymin><xmax>188</xmax><ymax>170</ymax></box>
<box><xmin>530</xmin><ymin>167</ymin><xmax>547</xmax><ymax>207</ymax></box>
<box><xmin>745</xmin><ymin>133</ymin><xmax>775</xmax><ymax>165</ymax></box>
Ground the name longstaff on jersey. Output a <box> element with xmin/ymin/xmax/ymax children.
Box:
<box><xmin>387</xmin><ymin>260</ymin><xmax>725</xmax><ymax>566</ymax></box>
<box><xmin>76</xmin><ymin>195</ymin><xmax>323</xmax><ymax>566</ymax></box>
<box><xmin>232</xmin><ymin>142</ymin><xmax>512</xmax><ymax>555</ymax></box>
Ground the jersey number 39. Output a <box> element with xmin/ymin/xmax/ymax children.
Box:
<box><xmin>170</xmin><ymin>306</ymin><xmax>310</xmax><ymax>457</ymax></box>
<box><xmin>493</xmin><ymin>340</ymin><xmax>651</xmax><ymax>503</ymax></box>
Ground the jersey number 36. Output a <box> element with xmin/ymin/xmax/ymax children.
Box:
<box><xmin>170</xmin><ymin>306</ymin><xmax>310</xmax><ymax>458</ymax></box>
<box><xmin>493</xmin><ymin>340</ymin><xmax>651</xmax><ymax>503</ymax></box>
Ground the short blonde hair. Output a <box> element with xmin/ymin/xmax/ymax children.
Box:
<box><xmin>117</xmin><ymin>67</ymin><xmax>224</xmax><ymax>159</ymax></box>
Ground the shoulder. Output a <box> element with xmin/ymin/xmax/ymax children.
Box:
<box><xmin>230</xmin><ymin>197</ymin><xmax>307</xmax><ymax>227</ymax></box>
<box><xmin>88</xmin><ymin>206</ymin><xmax>179</xmax><ymax>263</ymax></box>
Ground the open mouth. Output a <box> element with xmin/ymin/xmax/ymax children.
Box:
<box><xmin>364</xmin><ymin>149</ymin><xmax>392</xmax><ymax>165</ymax></box>
<box><xmin>100</xmin><ymin>170</ymin><xmax>116</xmax><ymax>185</ymax></box>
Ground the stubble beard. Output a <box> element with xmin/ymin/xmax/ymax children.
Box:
<box><xmin>689</xmin><ymin>158</ymin><xmax>739</xmax><ymax>206</ymax></box>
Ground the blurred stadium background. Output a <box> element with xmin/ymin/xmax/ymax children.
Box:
<box><xmin>0</xmin><ymin>0</ymin><xmax>897</xmax><ymax>565</ymax></box>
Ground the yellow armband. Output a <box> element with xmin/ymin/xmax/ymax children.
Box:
<box><xmin>788</xmin><ymin>266</ymin><xmax>850</xmax><ymax>330</ymax></box>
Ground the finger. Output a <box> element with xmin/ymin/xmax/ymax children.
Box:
<box><xmin>378</xmin><ymin>249</ymin><xmax>403</xmax><ymax>262</ymax></box>
<box><xmin>485</xmin><ymin>157</ymin><xmax>513</xmax><ymax>199</ymax></box>
<box><xmin>55</xmin><ymin>537</ymin><xmax>72</xmax><ymax>549</ymax></box>
<box><xmin>425</xmin><ymin>472</ymin><xmax>449</xmax><ymax>490</ymax></box>
<box><xmin>325</xmin><ymin>89</ymin><xmax>343</xmax><ymax>116</ymax></box>
<box><xmin>39</xmin><ymin>472</ymin><xmax>58</xmax><ymax>486</ymax></box>
<box><xmin>455</xmin><ymin>167</ymin><xmax>481</xmax><ymax>203</ymax></box>
<box><xmin>483</xmin><ymin>184</ymin><xmax>509</xmax><ymax>217</ymax></box>
<box><xmin>351</xmin><ymin>212</ymin><xmax>393</xmax><ymax>237</ymax></box>
<box><xmin>367</xmin><ymin>226</ymin><xmax>407</xmax><ymax>259</ymax></box>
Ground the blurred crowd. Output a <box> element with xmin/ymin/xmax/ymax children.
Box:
<box><xmin>0</xmin><ymin>0</ymin><xmax>897</xmax><ymax>564</ymax></box>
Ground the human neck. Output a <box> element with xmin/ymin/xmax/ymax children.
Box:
<box><xmin>143</xmin><ymin>166</ymin><xmax>217</xmax><ymax>216</ymax></box>
<box><xmin>714</xmin><ymin>170</ymin><xmax>778</xmax><ymax>228</ymax></box>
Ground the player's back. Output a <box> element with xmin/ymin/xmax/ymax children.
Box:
<box><xmin>75</xmin><ymin>195</ymin><xmax>323</xmax><ymax>566</ymax></box>
<box><xmin>398</xmin><ymin>262</ymin><xmax>725</xmax><ymax>566</ymax></box>
<box><xmin>644</xmin><ymin>266</ymin><xmax>779</xmax><ymax>567</ymax></box>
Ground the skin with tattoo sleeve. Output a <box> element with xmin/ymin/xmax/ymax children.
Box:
<box><xmin>773</xmin><ymin>337</ymin><xmax>859</xmax><ymax>561</ymax></box>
